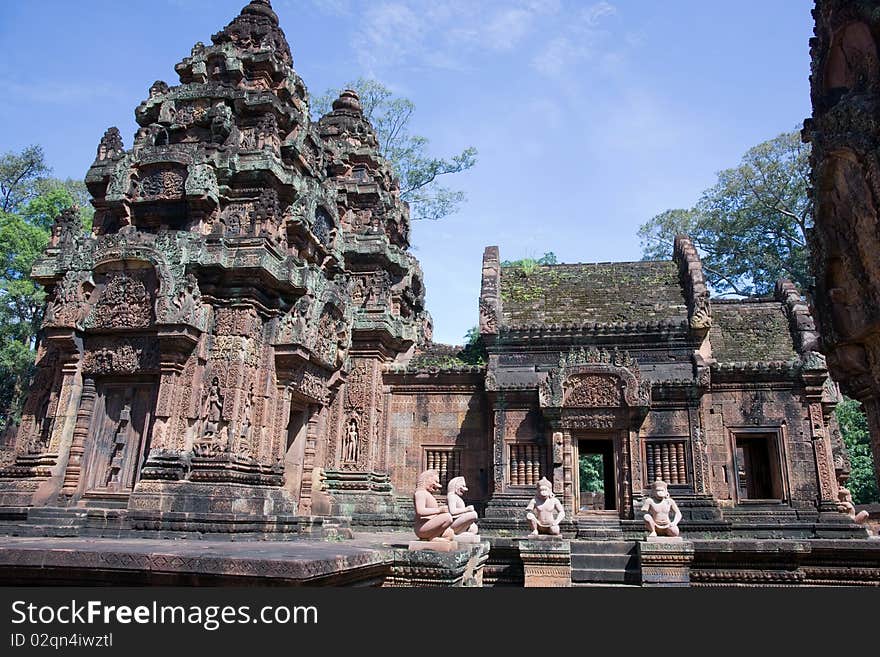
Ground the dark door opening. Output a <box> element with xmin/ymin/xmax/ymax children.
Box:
<box><xmin>578</xmin><ymin>439</ymin><xmax>616</xmax><ymax>512</ymax></box>
<box><xmin>734</xmin><ymin>433</ymin><xmax>782</xmax><ymax>500</ymax></box>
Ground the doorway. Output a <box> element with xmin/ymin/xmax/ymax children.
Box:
<box><xmin>81</xmin><ymin>381</ymin><xmax>157</xmax><ymax>499</ymax></box>
<box><xmin>577</xmin><ymin>438</ymin><xmax>616</xmax><ymax>512</ymax></box>
<box><xmin>283</xmin><ymin>405</ymin><xmax>309</xmax><ymax>501</ymax></box>
<box><xmin>734</xmin><ymin>432</ymin><xmax>783</xmax><ymax>500</ymax></box>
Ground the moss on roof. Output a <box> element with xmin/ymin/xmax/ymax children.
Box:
<box><xmin>499</xmin><ymin>261</ymin><xmax>688</xmax><ymax>326</ymax></box>
<box><xmin>709</xmin><ymin>301</ymin><xmax>798</xmax><ymax>363</ymax></box>
<box><xmin>407</xmin><ymin>342</ymin><xmax>486</xmax><ymax>370</ymax></box>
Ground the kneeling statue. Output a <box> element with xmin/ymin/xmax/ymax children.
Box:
<box><xmin>413</xmin><ymin>469</ymin><xmax>454</xmax><ymax>542</ymax></box>
<box><xmin>526</xmin><ymin>477</ymin><xmax>565</xmax><ymax>536</ymax></box>
<box><xmin>642</xmin><ymin>479</ymin><xmax>682</xmax><ymax>538</ymax></box>
<box><xmin>446</xmin><ymin>476</ymin><xmax>480</xmax><ymax>541</ymax></box>
<box><xmin>837</xmin><ymin>486</ymin><xmax>870</xmax><ymax>525</ymax></box>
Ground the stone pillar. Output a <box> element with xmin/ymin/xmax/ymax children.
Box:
<box><xmin>519</xmin><ymin>538</ymin><xmax>571</xmax><ymax>587</ymax></box>
<box><xmin>60</xmin><ymin>377</ymin><xmax>97</xmax><ymax>498</ymax></box>
<box><xmin>808</xmin><ymin>401</ymin><xmax>839</xmax><ymax>511</ymax></box>
<box><xmin>638</xmin><ymin>540</ymin><xmax>695</xmax><ymax>587</ymax></box>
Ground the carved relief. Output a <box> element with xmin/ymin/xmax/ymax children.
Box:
<box><xmin>564</xmin><ymin>374</ymin><xmax>622</xmax><ymax>407</ymax></box>
<box><xmin>478</xmin><ymin>298</ymin><xmax>498</xmax><ymax>334</ymax></box>
<box><xmin>43</xmin><ymin>271</ymin><xmax>92</xmax><ymax>329</ymax></box>
<box><xmin>86</xmin><ymin>271</ymin><xmax>153</xmax><ymax>329</ymax></box>
<box><xmin>82</xmin><ymin>338</ymin><xmax>159</xmax><ymax>375</ymax></box>
<box><xmin>136</xmin><ymin>167</ymin><xmax>185</xmax><ymax>200</ymax></box>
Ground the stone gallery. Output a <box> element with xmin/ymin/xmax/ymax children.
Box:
<box><xmin>0</xmin><ymin>0</ymin><xmax>877</xmax><ymax>586</ymax></box>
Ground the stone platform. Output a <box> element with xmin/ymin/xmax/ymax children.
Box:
<box><xmin>0</xmin><ymin>532</ymin><xmax>488</xmax><ymax>587</ymax></box>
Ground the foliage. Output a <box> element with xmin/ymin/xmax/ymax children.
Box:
<box><xmin>0</xmin><ymin>145</ymin><xmax>87</xmax><ymax>431</ymax></box>
<box><xmin>501</xmin><ymin>251</ymin><xmax>558</xmax><ymax>272</ymax></box>
<box><xmin>638</xmin><ymin>130</ymin><xmax>811</xmax><ymax>296</ymax></box>
<box><xmin>836</xmin><ymin>397</ymin><xmax>880</xmax><ymax>505</ymax></box>
<box><xmin>458</xmin><ymin>326</ymin><xmax>487</xmax><ymax>365</ymax></box>
<box><xmin>0</xmin><ymin>145</ymin><xmax>50</xmax><ymax>213</ymax></box>
<box><xmin>579</xmin><ymin>453</ymin><xmax>604</xmax><ymax>492</ymax></box>
<box><xmin>313</xmin><ymin>78</ymin><xmax>477</xmax><ymax>221</ymax></box>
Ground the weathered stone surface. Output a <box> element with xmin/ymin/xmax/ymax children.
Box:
<box><xmin>806</xmin><ymin>0</ymin><xmax>880</xmax><ymax>490</ymax></box>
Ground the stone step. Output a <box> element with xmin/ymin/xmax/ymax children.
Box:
<box><xmin>572</xmin><ymin>554</ymin><xmax>633</xmax><ymax>570</ymax></box>
<box><xmin>571</xmin><ymin>567</ymin><xmax>641</xmax><ymax>585</ymax></box>
<box><xmin>571</xmin><ymin>540</ymin><xmax>637</xmax><ymax>555</ymax></box>
<box><xmin>570</xmin><ymin>539</ymin><xmax>641</xmax><ymax>585</ymax></box>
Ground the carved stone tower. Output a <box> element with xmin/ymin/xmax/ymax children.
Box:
<box><xmin>0</xmin><ymin>0</ymin><xmax>425</xmax><ymax>529</ymax></box>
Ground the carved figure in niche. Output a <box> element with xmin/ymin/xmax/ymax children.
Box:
<box><xmin>49</xmin><ymin>207</ymin><xmax>82</xmax><ymax>248</ymax></box>
<box><xmin>171</xmin><ymin>273</ymin><xmax>201</xmax><ymax>323</ymax></box>
<box><xmin>104</xmin><ymin>400</ymin><xmax>131</xmax><ymax>489</ymax></box>
<box><xmin>413</xmin><ymin>469</ymin><xmax>455</xmax><ymax>542</ymax></box>
<box><xmin>333</xmin><ymin>318</ymin><xmax>348</xmax><ymax>367</ymax></box>
<box><xmin>837</xmin><ymin>487</ymin><xmax>870</xmax><ymax>524</ymax></box>
<box><xmin>202</xmin><ymin>377</ymin><xmax>224</xmax><ymax>437</ymax></box>
<box><xmin>26</xmin><ymin>388</ymin><xmax>54</xmax><ymax>454</ymax></box>
<box><xmin>526</xmin><ymin>477</ymin><xmax>565</xmax><ymax>536</ymax></box>
<box><xmin>256</xmin><ymin>113</ymin><xmax>279</xmax><ymax>151</ymax></box>
<box><xmin>235</xmin><ymin>384</ymin><xmax>255</xmax><ymax>456</ymax></box>
<box><xmin>208</xmin><ymin>102</ymin><xmax>233</xmax><ymax>144</ymax></box>
<box><xmin>446</xmin><ymin>476</ymin><xmax>479</xmax><ymax>538</ymax></box>
<box><xmin>642</xmin><ymin>480</ymin><xmax>682</xmax><ymax>539</ymax></box>
<box><xmin>343</xmin><ymin>418</ymin><xmax>358</xmax><ymax>463</ymax></box>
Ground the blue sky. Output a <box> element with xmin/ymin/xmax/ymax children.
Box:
<box><xmin>0</xmin><ymin>0</ymin><xmax>815</xmax><ymax>345</ymax></box>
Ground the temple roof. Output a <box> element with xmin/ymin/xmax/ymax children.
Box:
<box><xmin>708</xmin><ymin>299</ymin><xmax>799</xmax><ymax>363</ymax></box>
<box><xmin>499</xmin><ymin>260</ymin><xmax>689</xmax><ymax>327</ymax></box>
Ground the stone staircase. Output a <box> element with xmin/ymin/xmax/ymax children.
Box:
<box><xmin>0</xmin><ymin>506</ymin><xmax>129</xmax><ymax>538</ymax></box>
<box><xmin>570</xmin><ymin>540</ymin><xmax>641</xmax><ymax>585</ymax></box>
<box><xmin>570</xmin><ymin>516</ymin><xmax>641</xmax><ymax>585</ymax></box>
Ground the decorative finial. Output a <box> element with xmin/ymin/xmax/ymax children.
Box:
<box><xmin>332</xmin><ymin>89</ymin><xmax>363</xmax><ymax>114</ymax></box>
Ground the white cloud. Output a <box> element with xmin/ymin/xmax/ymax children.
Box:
<box><xmin>343</xmin><ymin>0</ymin><xmax>561</xmax><ymax>72</ymax></box>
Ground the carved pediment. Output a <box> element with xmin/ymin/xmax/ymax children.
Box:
<box><xmin>539</xmin><ymin>347</ymin><xmax>651</xmax><ymax>410</ymax></box>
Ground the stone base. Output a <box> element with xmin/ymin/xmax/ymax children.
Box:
<box><xmin>408</xmin><ymin>540</ymin><xmax>459</xmax><ymax>552</ymax></box>
<box><xmin>519</xmin><ymin>538</ymin><xmax>571</xmax><ymax>587</ymax></box>
<box><xmin>388</xmin><ymin>541</ymin><xmax>489</xmax><ymax>586</ymax></box>
<box><xmin>453</xmin><ymin>533</ymin><xmax>481</xmax><ymax>544</ymax></box>
<box><xmin>638</xmin><ymin>540</ymin><xmax>694</xmax><ymax>587</ymax></box>
<box><xmin>646</xmin><ymin>535</ymin><xmax>683</xmax><ymax>542</ymax></box>
<box><xmin>0</xmin><ymin>479</ymin><xmax>44</xmax><ymax>507</ymax></box>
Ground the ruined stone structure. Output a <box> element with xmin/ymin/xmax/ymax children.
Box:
<box><xmin>0</xmin><ymin>0</ymin><xmax>877</xmax><ymax>586</ymax></box>
<box><xmin>805</xmin><ymin>0</ymin><xmax>880</xmax><ymax>490</ymax></box>
<box><xmin>0</xmin><ymin>0</ymin><xmax>426</xmax><ymax>531</ymax></box>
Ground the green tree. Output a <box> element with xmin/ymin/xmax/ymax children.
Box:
<box><xmin>638</xmin><ymin>130</ymin><xmax>810</xmax><ymax>296</ymax></box>
<box><xmin>579</xmin><ymin>453</ymin><xmax>604</xmax><ymax>492</ymax></box>
<box><xmin>459</xmin><ymin>326</ymin><xmax>487</xmax><ymax>365</ymax></box>
<box><xmin>0</xmin><ymin>146</ymin><xmax>86</xmax><ymax>431</ymax></box>
<box><xmin>836</xmin><ymin>397</ymin><xmax>880</xmax><ymax>505</ymax></box>
<box><xmin>313</xmin><ymin>79</ymin><xmax>477</xmax><ymax>221</ymax></box>
<box><xmin>0</xmin><ymin>145</ymin><xmax>50</xmax><ymax>213</ymax></box>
